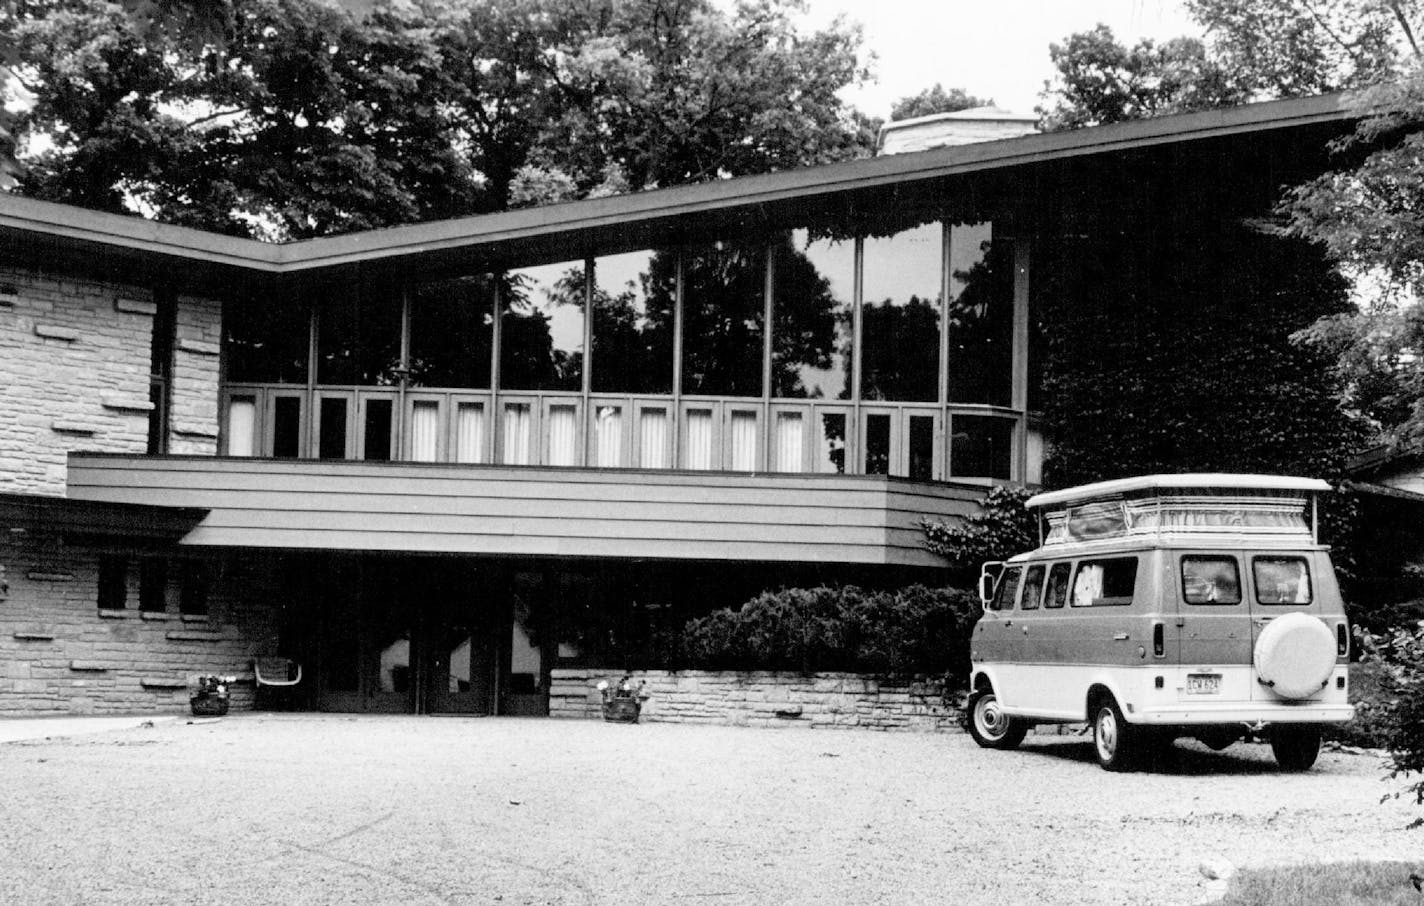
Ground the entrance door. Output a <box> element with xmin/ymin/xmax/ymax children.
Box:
<box><xmin>423</xmin><ymin>562</ymin><xmax>497</xmax><ymax>715</ymax></box>
<box><xmin>313</xmin><ymin>556</ymin><xmax>507</xmax><ymax>714</ymax></box>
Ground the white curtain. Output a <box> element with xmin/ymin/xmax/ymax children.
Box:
<box><xmin>502</xmin><ymin>403</ymin><xmax>531</xmax><ymax>465</ymax></box>
<box><xmin>774</xmin><ymin>411</ymin><xmax>803</xmax><ymax>472</ymax></box>
<box><xmin>639</xmin><ymin>408</ymin><xmax>668</xmax><ymax>468</ymax></box>
<box><xmin>596</xmin><ymin>406</ymin><xmax>622</xmax><ymax>467</ymax></box>
<box><xmin>730</xmin><ymin>411</ymin><xmax>758</xmax><ymax>471</ymax></box>
<box><xmin>409</xmin><ymin>401</ymin><xmax>440</xmax><ymax>462</ymax></box>
<box><xmin>226</xmin><ymin>397</ymin><xmax>256</xmax><ymax>457</ymax></box>
<box><xmin>547</xmin><ymin>405</ymin><xmax>577</xmax><ymax>466</ymax></box>
<box><xmin>455</xmin><ymin>403</ymin><xmax>485</xmax><ymax>464</ymax></box>
<box><xmin>683</xmin><ymin>409</ymin><xmax>713</xmax><ymax>470</ymax></box>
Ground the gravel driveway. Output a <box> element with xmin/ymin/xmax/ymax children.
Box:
<box><xmin>0</xmin><ymin>715</ymin><xmax>1416</xmax><ymax>906</ymax></box>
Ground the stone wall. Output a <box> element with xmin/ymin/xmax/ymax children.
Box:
<box><xmin>0</xmin><ymin>269</ymin><xmax>154</xmax><ymax>494</ymax></box>
<box><xmin>0</xmin><ymin>268</ymin><xmax>226</xmax><ymax>489</ymax></box>
<box><xmin>169</xmin><ymin>295</ymin><xmax>223</xmax><ymax>456</ymax></box>
<box><xmin>0</xmin><ymin>538</ymin><xmax>283</xmax><ymax>716</ymax></box>
<box><xmin>550</xmin><ymin>669</ymin><xmax>960</xmax><ymax>732</ymax></box>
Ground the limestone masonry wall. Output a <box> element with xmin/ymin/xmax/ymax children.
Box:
<box><xmin>0</xmin><ymin>538</ymin><xmax>282</xmax><ymax>716</ymax></box>
<box><xmin>169</xmin><ymin>295</ymin><xmax>223</xmax><ymax>456</ymax></box>
<box><xmin>550</xmin><ymin>669</ymin><xmax>959</xmax><ymax>732</ymax></box>
<box><xmin>0</xmin><ymin>269</ymin><xmax>154</xmax><ymax>494</ymax></box>
<box><xmin>0</xmin><ymin>269</ymin><xmax>227</xmax><ymax>490</ymax></box>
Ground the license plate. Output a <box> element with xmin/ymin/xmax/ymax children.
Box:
<box><xmin>1186</xmin><ymin>673</ymin><xmax>1221</xmax><ymax>695</ymax></box>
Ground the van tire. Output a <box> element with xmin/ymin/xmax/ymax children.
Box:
<box><xmin>967</xmin><ymin>689</ymin><xmax>1027</xmax><ymax>750</ymax></box>
<box><xmin>1092</xmin><ymin>698</ymin><xmax>1139</xmax><ymax>772</ymax></box>
<box><xmin>1270</xmin><ymin>726</ymin><xmax>1322</xmax><ymax>772</ymax></box>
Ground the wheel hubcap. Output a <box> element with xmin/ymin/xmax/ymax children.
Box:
<box><xmin>976</xmin><ymin>696</ymin><xmax>1007</xmax><ymax>739</ymax></box>
<box><xmin>1096</xmin><ymin>708</ymin><xmax>1118</xmax><ymax>761</ymax></box>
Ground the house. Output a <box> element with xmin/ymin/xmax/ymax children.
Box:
<box><xmin>0</xmin><ymin>92</ymin><xmax>1360</xmax><ymax>715</ymax></box>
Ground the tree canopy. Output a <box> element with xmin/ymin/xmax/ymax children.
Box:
<box><xmin>888</xmin><ymin>83</ymin><xmax>991</xmax><ymax>121</ymax></box>
<box><xmin>1</xmin><ymin>0</ymin><xmax>876</xmax><ymax>238</ymax></box>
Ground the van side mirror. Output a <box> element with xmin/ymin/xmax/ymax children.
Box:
<box><xmin>978</xmin><ymin>562</ymin><xmax>1003</xmax><ymax>610</ymax></box>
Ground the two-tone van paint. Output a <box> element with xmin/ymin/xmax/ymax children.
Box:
<box><xmin>968</xmin><ymin>475</ymin><xmax>1353</xmax><ymax>771</ymax></box>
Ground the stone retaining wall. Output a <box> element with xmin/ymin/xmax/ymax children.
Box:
<box><xmin>550</xmin><ymin>669</ymin><xmax>960</xmax><ymax>732</ymax></box>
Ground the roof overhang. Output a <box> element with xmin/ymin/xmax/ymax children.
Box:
<box><xmin>0</xmin><ymin>492</ymin><xmax>208</xmax><ymax>547</ymax></box>
<box><xmin>0</xmin><ymin>91</ymin><xmax>1365</xmax><ymax>294</ymax></box>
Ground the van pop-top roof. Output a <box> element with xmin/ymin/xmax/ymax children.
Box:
<box><xmin>1024</xmin><ymin>474</ymin><xmax>1332</xmax><ymax>549</ymax></box>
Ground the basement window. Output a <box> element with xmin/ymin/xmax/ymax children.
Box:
<box><xmin>98</xmin><ymin>556</ymin><xmax>127</xmax><ymax>610</ymax></box>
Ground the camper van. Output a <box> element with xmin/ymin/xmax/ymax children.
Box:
<box><xmin>968</xmin><ymin>475</ymin><xmax>1354</xmax><ymax>772</ymax></box>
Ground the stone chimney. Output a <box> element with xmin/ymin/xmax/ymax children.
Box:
<box><xmin>877</xmin><ymin>106</ymin><xmax>1039</xmax><ymax>155</ymax></box>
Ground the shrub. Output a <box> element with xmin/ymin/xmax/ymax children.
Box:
<box><xmin>679</xmin><ymin>584</ymin><xmax>982</xmax><ymax>679</ymax></box>
<box><xmin>1357</xmin><ymin>624</ymin><xmax>1424</xmax><ymax>827</ymax></box>
<box><xmin>921</xmin><ymin>485</ymin><xmax>1036</xmax><ymax>576</ymax></box>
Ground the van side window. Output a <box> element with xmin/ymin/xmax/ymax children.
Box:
<box><xmin>1044</xmin><ymin>563</ymin><xmax>1071</xmax><ymax>608</ymax></box>
<box><xmin>1020</xmin><ymin>565</ymin><xmax>1045</xmax><ymax>610</ymax></box>
<box><xmin>992</xmin><ymin>565</ymin><xmax>1022</xmax><ymax>611</ymax></box>
<box><xmin>1182</xmin><ymin>556</ymin><xmax>1241</xmax><ymax>605</ymax></box>
<box><xmin>1253</xmin><ymin>556</ymin><xmax>1312</xmax><ymax>605</ymax></box>
<box><xmin>1071</xmin><ymin>557</ymin><xmax>1138</xmax><ymax>607</ymax></box>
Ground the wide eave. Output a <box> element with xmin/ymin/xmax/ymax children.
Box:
<box><xmin>65</xmin><ymin>454</ymin><xmax>980</xmax><ymax>567</ymax></box>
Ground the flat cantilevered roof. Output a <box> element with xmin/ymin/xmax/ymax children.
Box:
<box><xmin>0</xmin><ymin>90</ymin><xmax>1362</xmax><ymax>288</ymax></box>
<box><xmin>1026</xmin><ymin>474</ymin><xmax>1333</xmax><ymax>510</ymax></box>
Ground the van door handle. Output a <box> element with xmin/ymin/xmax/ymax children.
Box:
<box><xmin>1003</xmin><ymin>620</ymin><xmax>1012</xmax><ymax>627</ymax></box>
<box><xmin>1113</xmin><ymin>632</ymin><xmax>1129</xmax><ymax>640</ymax></box>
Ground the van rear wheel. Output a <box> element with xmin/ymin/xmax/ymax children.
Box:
<box><xmin>1093</xmin><ymin>698</ymin><xmax>1139</xmax><ymax>772</ymax></box>
<box><xmin>968</xmin><ymin>689</ymin><xmax>1027</xmax><ymax>750</ymax></box>
<box><xmin>1270</xmin><ymin>726</ymin><xmax>1322</xmax><ymax>772</ymax></box>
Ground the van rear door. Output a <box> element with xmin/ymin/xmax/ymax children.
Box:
<box><xmin>1247</xmin><ymin>550</ymin><xmax>1332</xmax><ymax>701</ymax></box>
<box><xmin>1176</xmin><ymin>551</ymin><xmax>1253</xmax><ymax>702</ymax></box>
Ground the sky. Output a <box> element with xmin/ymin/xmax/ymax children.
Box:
<box><xmin>798</xmin><ymin>0</ymin><xmax>1202</xmax><ymax>119</ymax></box>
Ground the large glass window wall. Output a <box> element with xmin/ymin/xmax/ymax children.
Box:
<box><xmin>219</xmin><ymin>220</ymin><xmax>1036</xmax><ymax>482</ymax></box>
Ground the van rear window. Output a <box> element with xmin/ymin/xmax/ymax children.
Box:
<box><xmin>1181</xmin><ymin>556</ymin><xmax>1241</xmax><ymax>605</ymax></box>
<box><xmin>1071</xmin><ymin>558</ymin><xmax>1138</xmax><ymax>607</ymax></box>
<box><xmin>1253</xmin><ymin>556</ymin><xmax>1312</xmax><ymax>605</ymax></box>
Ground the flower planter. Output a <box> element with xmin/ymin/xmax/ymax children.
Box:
<box><xmin>189</xmin><ymin>694</ymin><xmax>230</xmax><ymax>717</ymax></box>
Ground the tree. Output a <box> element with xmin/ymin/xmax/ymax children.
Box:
<box><xmin>889</xmin><ymin>83</ymin><xmax>991</xmax><ymax>121</ymax></box>
<box><xmin>3</xmin><ymin>0</ymin><xmax>875</xmax><ymax>236</ymax></box>
<box><xmin>1185</xmin><ymin>0</ymin><xmax>1407</xmax><ymax>96</ymax></box>
<box><xmin>1037</xmin><ymin>24</ymin><xmax>1248</xmax><ymax>130</ymax></box>
<box><xmin>1278</xmin><ymin>71</ymin><xmax>1424</xmax><ymax>447</ymax></box>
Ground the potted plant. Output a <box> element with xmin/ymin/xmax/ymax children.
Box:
<box><xmin>596</xmin><ymin>675</ymin><xmax>648</xmax><ymax>723</ymax></box>
<box><xmin>190</xmin><ymin>675</ymin><xmax>234</xmax><ymax>716</ymax></box>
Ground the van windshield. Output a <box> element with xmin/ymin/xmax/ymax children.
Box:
<box><xmin>1253</xmin><ymin>556</ymin><xmax>1312</xmax><ymax>605</ymax></box>
<box><xmin>1182</xmin><ymin>556</ymin><xmax>1241</xmax><ymax>605</ymax></box>
<box><xmin>992</xmin><ymin>566</ymin><xmax>1022</xmax><ymax>611</ymax></box>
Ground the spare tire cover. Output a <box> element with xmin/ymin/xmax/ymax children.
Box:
<box><xmin>1253</xmin><ymin>612</ymin><xmax>1336</xmax><ymax>700</ymax></box>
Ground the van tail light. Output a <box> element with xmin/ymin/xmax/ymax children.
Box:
<box><xmin>1152</xmin><ymin>622</ymin><xmax>1165</xmax><ymax>658</ymax></box>
<box><xmin>1337</xmin><ymin>622</ymin><xmax>1348</xmax><ymax>657</ymax></box>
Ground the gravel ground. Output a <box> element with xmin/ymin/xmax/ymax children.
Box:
<box><xmin>0</xmin><ymin>715</ymin><xmax>1417</xmax><ymax>906</ymax></box>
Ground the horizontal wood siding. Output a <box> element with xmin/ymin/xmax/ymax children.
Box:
<box><xmin>66</xmin><ymin>455</ymin><xmax>981</xmax><ymax>566</ymax></box>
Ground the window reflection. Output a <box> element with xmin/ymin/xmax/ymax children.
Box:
<box><xmin>772</xmin><ymin>231</ymin><xmax>852</xmax><ymax>399</ymax></box>
<box><xmin>861</xmin><ymin>223</ymin><xmax>942</xmax><ymax>402</ymax></box>
<box><xmin>681</xmin><ymin>241</ymin><xmax>765</xmax><ymax>397</ymax></box>
<box><xmin>952</xmin><ymin>415</ymin><xmax>1013</xmax><ymax>479</ymax></box>
<box><xmin>947</xmin><ymin>223</ymin><xmax>1013</xmax><ymax>406</ymax></box>
<box><xmin>592</xmin><ymin>250</ymin><xmax>674</xmax><ymax>394</ymax></box>
<box><xmin>409</xmin><ymin>275</ymin><xmax>494</xmax><ymax>389</ymax></box>
<box><xmin>502</xmin><ymin>261</ymin><xmax>585</xmax><ymax>392</ymax></box>
<box><xmin>223</xmin><ymin>295</ymin><xmax>310</xmax><ymax>384</ymax></box>
<box><xmin>318</xmin><ymin>289</ymin><xmax>402</xmax><ymax>385</ymax></box>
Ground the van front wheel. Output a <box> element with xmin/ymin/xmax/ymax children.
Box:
<box><xmin>1270</xmin><ymin>726</ymin><xmax>1322</xmax><ymax>772</ymax></box>
<box><xmin>968</xmin><ymin>689</ymin><xmax>1027</xmax><ymax>750</ymax></box>
<box><xmin>1093</xmin><ymin>698</ymin><xmax>1139</xmax><ymax>772</ymax></box>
